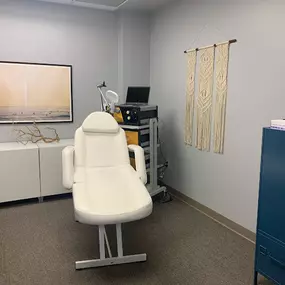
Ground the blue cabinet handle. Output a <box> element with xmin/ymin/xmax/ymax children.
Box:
<box><xmin>269</xmin><ymin>254</ymin><xmax>285</xmax><ymax>269</ymax></box>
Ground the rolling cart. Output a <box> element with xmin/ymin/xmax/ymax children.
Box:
<box><xmin>121</xmin><ymin>118</ymin><xmax>167</xmax><ymax>197</ymax></box>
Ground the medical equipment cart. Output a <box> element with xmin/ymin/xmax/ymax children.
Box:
<box><xmin>121</xmin><ymin>118</ymin><xmax>167</xmax><ymax>197</ymax></box>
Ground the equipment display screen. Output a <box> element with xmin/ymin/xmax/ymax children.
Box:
<box><xmin>126</xmin><ymin>87</ymin><xmax>150</xmax><ymax>104</ymax></box>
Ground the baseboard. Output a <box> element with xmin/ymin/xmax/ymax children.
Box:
<box><xmin>0</xmin><ymin>193</ymin><xmax>72</xmax><ymax>208</ymax></box>
<box><xmin>42</xmin><ymin>193</ymin><xmax>72</xmax><ymax>201</ymax></box>
<box><xmin>0</xmin><ymin>197</ymin><xmax>39</xmax><ymax>208</ymax></box>
<box><xmin>165</xmin><ymin>184</ymin><xmax>256</xmax><ymax>244</ymax></box>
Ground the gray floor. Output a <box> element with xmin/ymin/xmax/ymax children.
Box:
<box><xmin>0</xmin><ymin>196</ymin><xmax>268</xmax><ymax>285</ymax></box>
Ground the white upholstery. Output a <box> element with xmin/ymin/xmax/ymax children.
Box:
<box><xmin>128</xmin><ymin>144</ymin><xmax>147</xmax><ymax>184</ymax></box>
<box><xmin>73</xmin><ymin>165</ymin><xmax>152</xmax><ymax>225</ymax></box>
<box><xmin>82</xmin><ymin>111</ymin><xmax>119</xmax><ymax>134</ymax></box>
<box><xmin>62</xmin><ymin>146</ymin><xmax>74</xmax><ymax>189</ymax></box>
<box><xmin>62</xmin><ymin>112</ymin><xmax>153</xmax><ymax>226</ymax></box>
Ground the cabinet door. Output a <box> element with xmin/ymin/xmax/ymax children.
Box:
<box><xmin>258</xmin><ymin>128</ymin><xmax>285</xmax><ymax>241</ymax></box>
<box><xmin>0</xmin><ymin>147</ymin><xmax>40</xmax><ymax>203</ymax></box>
<box><xmin>256</xmin><ymin>232</ymin><xmax>285</xmax><ymax>285</ymax></box>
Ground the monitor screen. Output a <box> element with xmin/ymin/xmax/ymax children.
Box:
<box><xmin>126</xmin><ymin>87</ymin><xmax>150</xmax><ymax>104</ymax></box>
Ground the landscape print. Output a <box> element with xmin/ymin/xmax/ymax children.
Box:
<box><xmin>0</xmin><ymin>62</ymin><xmax>72</xmax><ymax>123</ymax></box>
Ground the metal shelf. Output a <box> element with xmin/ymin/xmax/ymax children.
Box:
<box><xmin>143</xmin><ymin>144</ymin><xmax>160</xmax><ymax>153</ymax></box>
<box><xmin>146</xmin><ymin>164</ymin><xmax>165</xmax><ymax>173</ymax></box>
<box><xmin>119</xmin><ymin>124</ymin><xmax>149</xmax><ymax>130</ymax></box>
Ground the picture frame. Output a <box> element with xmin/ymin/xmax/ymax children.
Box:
<box><xmin>0</xmin><ymin>61</ymin><xmax>73</xmax><ymax>124</ymax></box>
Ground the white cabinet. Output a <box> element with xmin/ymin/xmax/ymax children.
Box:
<box><xmin>38</xmin><ymin>139</ymin><xmax>73</xmax><ymax>197</ymax></box>
<box><xmin>0</xmin><ymin>143</ymin><xmax>40</xmax><ymax>203</ymax></box>
<box><xmin>0</xmin><ymin>139</ymin><xmax>74</xmax><ymax>203</ymax></box>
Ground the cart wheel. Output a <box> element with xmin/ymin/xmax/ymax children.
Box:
<box><xmin>160</xmin><ymin>191</ymin><xmax>172</xmax><ymax>203</ymax></box>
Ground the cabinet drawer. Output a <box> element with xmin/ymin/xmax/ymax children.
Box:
<box><xmin>124</xmin><ymin>129</ymin><xmax>149</xmax><ymax>146</ymax></box>
<box><xmin>256</xmin><ymin>232</ymin><xmax>285</xmax><ymax>285</ymax></box>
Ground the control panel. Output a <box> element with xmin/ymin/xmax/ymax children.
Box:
<box><xmin>114</xmin><ymin>105</ymin><xmax>158</xmax><ymax>126</ymax></box>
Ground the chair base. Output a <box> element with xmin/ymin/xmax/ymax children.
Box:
<box><xmin>76</xmin><ymin>254</ymin><xmax>147</xmax><ymax>269</ymax></box>
<box><xmin>75</xmin><ymin>224</ymin><xmax>147</xmax><ymax>270</ymax></box>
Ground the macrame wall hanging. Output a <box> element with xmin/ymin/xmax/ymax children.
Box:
<box><xmin>185</xmin><ymin>50</ymin><xmax>197</xmax><ymax>145</ymax></box>
<box><xmin>213</xmin><ymin>43</ymin><xmax>230</xmax><ymax>154</ymax></box>
<box><xmin>196</xmin><ymin>46</ymin><xmax>215</xmax><ymax>151</ymax></box>
<box><xmin>184</xmin><ymin>39</ymin><xmax>236</xmax><ymax>153</ymax></box>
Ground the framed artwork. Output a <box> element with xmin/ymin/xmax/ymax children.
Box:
<box><xmin>0</xmin><ymin>61</ymin><xmax>73</xmax><ymax>123</ymax></box>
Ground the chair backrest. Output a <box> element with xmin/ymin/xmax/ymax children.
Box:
<box><xmin>74</xmin><ymin>112</ymin><xmax>130</xmax><ymax>175</ymax></box>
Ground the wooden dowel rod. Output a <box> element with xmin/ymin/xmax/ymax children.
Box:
<box><xmin>184</xmin><ymin>39</ymin><xmax>237</xmax><ymax>54</ymax></box>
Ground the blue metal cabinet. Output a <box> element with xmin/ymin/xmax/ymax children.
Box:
<box><xmin>254</xmin><ymin>128</ymin><xmax>285</xmax><ymax>285</ymax></box>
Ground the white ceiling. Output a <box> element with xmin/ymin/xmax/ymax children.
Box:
<box><xmin>35</xmin><ymin>0</ymin><xmax>173</xmax><ymax>11</ymax></box>
<box><xmin>122</xmin><ymin>0</ymin><xmax>173</xmax><ymax>10</ymax></box>
<box><xmin>75</xmin><ymin>0</ymin><xmax>126</xmax><ymax>7</ymax></box>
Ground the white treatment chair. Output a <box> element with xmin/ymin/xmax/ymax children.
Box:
<box><xmin>62</xmin><ymin>112</ymin><xmax>153</xmax><ymax>269</ymax></box>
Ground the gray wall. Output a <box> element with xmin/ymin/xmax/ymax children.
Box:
<box><xmin>0</xmin><ymin>0</ymin><xmax>118</xmax><ymax>142</ymax></box>
<box><xmin>0</xmin><ymin>0</ymin><xmax>151</xmax><ymax>142</ymax></box>
<box><xmin>150</xmin><ymin>0</ymin><xmax>285</xmax><ymax>232</ymax></box>
<box><xmin>117</xmin><ymin>11</ymin><xmax>151</xmax><ymax>102</ymax></box>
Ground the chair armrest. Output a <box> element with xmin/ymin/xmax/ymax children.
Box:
<box><xmin>128</xmin><ymin>144</ymin><xmax>147</xmax><ymax>185</ymax></box>
<box><xmin>62</xmin><ymin>146</ymin><xmax>75</xmax><ymax>189</ymax></box>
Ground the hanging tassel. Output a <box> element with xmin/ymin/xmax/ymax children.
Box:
<box><xmin>185</xmin><ymin>50</ymin><xmax>197</xmax><ymax>145</ymax></box>
<box><xmin>196</xmin><ymin>46</ymin><xmax>215</xmax><ymax>151</ymax></box>
<box><xmin>213</xmin><ymin>43</ymin><xmax>229</xmax><ymax>154</ymax></box>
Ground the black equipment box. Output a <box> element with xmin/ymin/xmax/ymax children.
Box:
<box><xmin>114</xmin><ymin>104</ymin><xmax>158</xmax><ymax>126</ymax></box>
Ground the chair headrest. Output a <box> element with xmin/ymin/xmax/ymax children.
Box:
<box><xmin>82</xmin><ymin>112</ymin><xmax>120</xmax><ymax>134</ymax></box>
